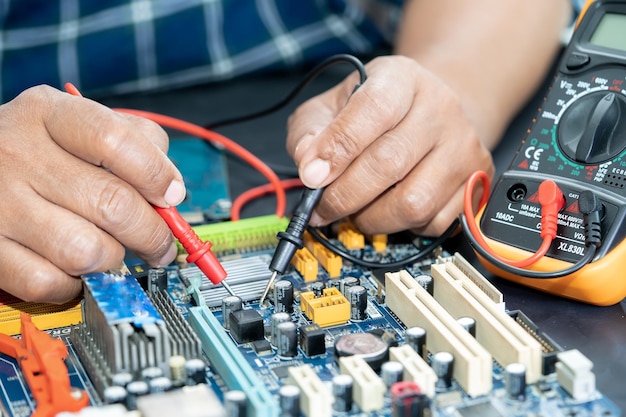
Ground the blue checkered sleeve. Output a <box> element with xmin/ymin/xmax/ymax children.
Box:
<box><xmin>0</xmin><ymin>0</ymin><xmax>403</xmax><ymax>103</ymax></box>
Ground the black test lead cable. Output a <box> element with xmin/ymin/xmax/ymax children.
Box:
<box><xmin>257</xmin><ymin>54</ymin><xmax>368</xmax><ymax>305</ymax></box>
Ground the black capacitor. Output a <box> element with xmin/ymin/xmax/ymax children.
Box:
<box><xmin>222</xmin><ymin>295</ymin><xmax>243</xmax><ymax>330</ymax></box>
<box><xmin>414</xmin><ymin>274</ymin><xmax>434</xmax><ymax>295</ymax></box>
<box><xmin>185</xmin><ymin>358</ymin><xmax>207</xmax><ymax>385</ymax></box>
<box><xmin>149</xmin><ymin>376</ymin><xmax>172</xmax><ymax>393</ymax></box>
<box><xmin>274</xmin><ymin>280</ymin><xmax>294</xmax><ymax>314</ymax></box>
<box><xmin>225</xmin><ymin>390</ymin><xmax>248</xmax><ymax>417</ymax></box>
<box><xmin>341</xmin><ymin>276</ymin><xmax>360</xmax><ymax>296</ymax></box>
<box><xmin>276</xmin><ymin>321</ymin><xmax>298</xmax><ymax>358</ymax></box>
<box><xmin>405</xmin><ymin>326</ymin><xmax>427</xmax><ymax>357</ymax></box>
<box><xmin>103</xmin><ymin>385</ymin><xmax>127</xmax><ymax>404</ymax></box>
<box><xmin>141</xmin><ymin>366</ymin><xmax>163</xmax><ymax>382</ymax></box>
<box><xmin>271</xmin><ymin>312</ymin><xmax>292</xmax><ymax>347</ymax></box>
<box><xmin>390</xmin><ymin>381</ymin><xmax>429</xmax><ymax>417</ymax></box>
<box><xmin>432</xmin><ymin>351</ymin><xmax>455</xmax><ymax>390</ymax></box>
<box><xmin>505</xmin><ymin>363</ymin><xmax>527</xmax><ymax>401</ymax></box>
<box><xmin>348</xmin><ymin>285</ymin><xmax>367</xmax><ymax>321</ymax></box>
<box><xmin>326</xmin><ymin>279</ymin><xmax>341</xmax><ymax>291</ymax></box>
<box><xmin>111</xmin><ymin>371</ymin><xmax>133</xmax><ymax>387</ymax></box>
<box><xmin>279</xmin><ymin>385</ymin><xmax>301</xmax><ymax>417</ymax></box>
<box><xmin>381</xmin><ymin>361</ymin><xmax>404</xmax><ymax>388</ymax></box>
<box><xmin>457</xmin><ymin>316</ymin><xmax>476</xmax><ymax>337</ymax></box>
<box><xmin>148</xmin><ymin>267</ymin><xmax>168</xmax><ymax>293</ymax></box>
<box><xmin>332</xmin><ymin>374</ymin><xmax>354</xmax><ymax>412</ymax></box>
<box><xmin>310</xmin><ymin>281</ymin><xmax>325</xmax><ymax>297</ymax></box>
<box><xmin>125</xmin><ymin>380</ymin><xmax>149</xmax><ymax>411</ymax></box>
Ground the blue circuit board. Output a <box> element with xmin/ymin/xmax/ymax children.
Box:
<box><xmin>168</xmin><ymin>137</ymin><xmax>231</xmax><ymax>223</ymax></box>
<box><xmin>0</xmin><ymin>233</ymin><xmax>622</xmax><ymax>417</ymax></box>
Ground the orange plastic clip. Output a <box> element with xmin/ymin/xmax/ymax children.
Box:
<box><xmin>0</xmin><ymin>313</ymin><xmax>89</xmax><ymax>417</ymax></box>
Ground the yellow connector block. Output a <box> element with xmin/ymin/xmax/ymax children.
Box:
<box><xmin>368</xmin><ymin>234</ymin><xmax>388</xmax><ymax>252</ymax></box>
<box><xmin>300</xmin><ymin>287</ymin><xmax>349</xmax><ymax>327</ymax></box>
<box><xmin>338</xmin><ymin>222</ymin><xmax>365</xmax><ymax>250</ymax></box>
<box><xmin>303</xmin><ymin>231</ymin><xmax>342</xmax><ymax>278</ymax></box>
<box><xmin>291</xmin><ymin>247</ymin><xmax>319</xmax><ymax>282</ymax></box>
<box><xmin>0</xmin><ymin>297</ymin><xmax>82</xmax><ymax>336</ymax></box>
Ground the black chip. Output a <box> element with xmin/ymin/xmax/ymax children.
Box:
<box><xmin>252</xmin><ymin>339</ymin><xmax>273</xmax><ymax>356</ymax></box>
<box><xmin>230</xmin><ymin>309</ymin><xmax>264</xmax><ymax>344</ymax></box>
<box><xmin>271</xmin><ymin>365</ymin><xmax>292</xmax><ymax>379</ymax></box>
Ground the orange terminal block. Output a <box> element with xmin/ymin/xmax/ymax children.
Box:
<box><xmin>0</xmin><ymin>313</ymin><xmax>89</xmax><ymax>417</ymax></box>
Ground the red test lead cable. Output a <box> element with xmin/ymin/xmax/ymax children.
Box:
<box><xmin>64</xmin><ymin>83</ymin><xmax>234</xmax><ymax>296</ymax></box>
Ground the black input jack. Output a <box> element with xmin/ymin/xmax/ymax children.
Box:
<box><xmin>507</xmin><ymin>183</ymin><xmax>527</xmax><ymax>202</ymax></box>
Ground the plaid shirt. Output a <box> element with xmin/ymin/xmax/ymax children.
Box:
<box><xmin>0</xmin><ymin>0</ymin><xmax>402</xmax><ymax>103</ymax></box>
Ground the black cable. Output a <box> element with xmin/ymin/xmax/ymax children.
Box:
<box><xmin>459</xmin><ymin>190</ymin><xmax>602</xmax><ymax>279</ymax></box>
<box><xmin>306</xmin><ymin>218</ymin><xmax>460</xmax><ymax>270</ymax></box>
<box><xmin>205</xmin><ymin>54</ymin><xmax>367</xmax><ymax>130</ymax></box>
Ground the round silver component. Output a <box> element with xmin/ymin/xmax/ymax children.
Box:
<box><xmin>332</xmin><ymin>374</ymin><xmax>353</xmax><ymax>412</ymax></box>
<box><xmin>274</xmin><ymin>280</ymin><xmax>294</xmax><ymax>314</ymax></box>
<box><xmin>381</xmin><ymin>360</ymin><xmax>404</xmax><ymax>388</ymax></box>
<box><xmin>271</xmin><ymin>312</ymin><xmax>292</xmax><ymax>347</ymax></box>
<box><xmin>224</xmin><ymin>390</ymin><xmax>248</xmax><ymax>417</ymax></box>
<box><xmin>279</xmin><ymin>385</ymin><xmax>301</xmax><ymax>417</ymax></box>
<box><xmin>405</xmin><ymin>326</ymin><xmax>426</xmax><ymax>356</ymax></box>
<box><xmin>505</xmin><ymin>362</ymin><xmax>527</xmax><ymax>401</ymax></box>
<box><xmin>432</xmin><ymin>351</ymin><xmax>455</xmax><ymax>390</ymax></box>
<box><xmin>222</xmin><ymin>295</ymin><xmax>243</xmax><ymax>330</ymax></box>
<box><xmin>276</xmin><ymin>321</ymin><xmax>298</xmax><ymax>357</ymax></box>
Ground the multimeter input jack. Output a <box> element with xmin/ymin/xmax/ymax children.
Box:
<box><xmin>506</xmin><ymin>183</ymin><xmax>527</xmax><ymax>203</ymax></box>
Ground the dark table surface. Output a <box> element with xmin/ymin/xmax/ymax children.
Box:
<box><xmin>99</xmin><ymin>62</ymin><xmax>625</xmax><ymax>411</ymax></box>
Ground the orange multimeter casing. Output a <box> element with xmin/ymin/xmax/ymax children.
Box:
<box><xmin>474</xmin><ymin>0</ymin><xmax>626</xmax><ymax>305</ymax></box>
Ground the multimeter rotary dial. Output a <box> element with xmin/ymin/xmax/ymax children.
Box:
<box><xmin>556</xmin><ymin>89</ymin><xmax>626</xmax><ymax>164</ymax></box>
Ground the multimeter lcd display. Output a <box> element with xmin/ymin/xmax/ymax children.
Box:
<box><xmin>589</xmin><ymin>12</ymin><xmax>626</xmax><ymax>51</ymax></box>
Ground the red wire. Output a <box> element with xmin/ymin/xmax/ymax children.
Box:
<box><xmin>113</xmin><ymin>108</ymin><xmax>287</xmax><ymax>218</ymax></box>
<box><xmin>231</xmin><ymin>178</ymin><xmax>304</xmax><ymax>220</ymax></box>
<box><xmin>463</xmin><ymin>171</ymin><xmax>554</xmax><ymax>268</ymax></box>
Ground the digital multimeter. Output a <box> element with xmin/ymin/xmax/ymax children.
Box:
<box><xmin>473</xmin><ymin>0</ymin><xmax>626</xmax><ymax>305</ymax></box>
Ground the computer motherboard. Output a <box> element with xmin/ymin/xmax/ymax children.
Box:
<box><xmin>0</xmin><ymin>215</ymin><xmax>621</xmax><ymax>417</ymax></box>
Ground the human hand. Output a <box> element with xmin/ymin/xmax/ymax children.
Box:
<box><xmin>286</xmin><ymin>55</ymin><xmax>494</xmax><ymax>236</ymax></box>
<box><xmin>0</xmin><ymin>85</ymin><xmax>184</xmax><ymax>303</ymax></box>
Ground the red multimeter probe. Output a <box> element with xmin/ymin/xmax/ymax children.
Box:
<box><xmin>467</xmin><ymin>0</ymin><xmax>626</xmax><ymax>306</ymax></box>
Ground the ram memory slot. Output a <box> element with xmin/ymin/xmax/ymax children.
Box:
<box><xmin>188</xmin><ymin>305</ymin><xmax>279</xmax><ymax>417</ymax></box>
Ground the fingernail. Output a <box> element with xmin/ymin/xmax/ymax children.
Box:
<box><xmin>157</xmin><ymin>241</ymin><xmax>178</xmax><ymax>266</ymax></box>
<box><xmin>164</xmin><ymin>180</ymin><xmax>186</xmax><ymax>206</ymax></box>
<box><xmin>301</xmin><ymin>159</ymin><xmax>330</xmax><ymax>188</ymax></box>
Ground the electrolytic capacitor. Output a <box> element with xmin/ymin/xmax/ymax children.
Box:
<box><xmin>505</xmin><ymin>363</ymin><xmax>527</xmax><ymax>401</ymax></box>
<box><xmin>348</xmin><ymin>285</ymin><xmax>368</xmax><ymax>321</ymax></box>
<box><xmin>326</xmin><ymin>279</ymin><xmax>341</xmax><ymax>290</ymax></box>
<box><xmin>457</xmin><ymin>316</ymin><xmax>476</xmax><ymax>337</ymax></box>
<box><xmin>405</xmin><ymin>326</ymin><xmax>427</xmax><ymax>357</ymax></box>
<box><xmin>414</xmin><ymin>274</ymin><xmax>434</xmax><ymax>295</ymax></box>
<box><xmin>141</xmin><ymin>366</ymin><xmax>163</xmax><ymax>382</ymax></box>
<box><xmin>111</xmin><ymin>371</ymin><xmax>133</xmax><ymax>387</ymax></box>
<box><xmin>279</xmin><ymin>385</ymin><xmax>301</xmax><ymax>417</ymax></box>
<box><xmin>222</xmin><ymin>295</ymin><xmax>243</xmax><ymax>330</ymax></box>
<box><xmin>103</xmin><ymin>385</ymin><xmax>127</xmax><ymax>404</ymax></box>
<box><xmin>225</xmin><ymin>390</ymin><xmax>248</xmax><ymax>417</ymax></box>
<box><xmin>273</xmin><ymin>280</ymin><xmax>294</xmax><ymax>314</ymax></box>
<box><xmin>169</xmin><ymin>355</ymin><xmax>187</xmax><ymax>387</ymax></box>
<box><xmin>341</xmin><ymin>276</ymin><xmax>360</xmax><ymax>296</ymax></box>
<box><xmin>432</xmin><ymin>351</ymin><xmax>455</xmax><ymax>390</ymax></box>
<box><xmin>185</xmin><ymin>358</ymin><xmax>207</xmax><ymax>385</ymax></box>
<box><xmin>149</xmin><ymin>376</ymin><xmax>172</xmax><ymax>393</ymax></box>
<box><xmin>148</xmin><ymin>267</ymin><xmax>168</xmax><ymax>293</ymax></box>
<box><xmin>125</xmin><ymin>380</ymin><xmax>149</xmax><ymax>411</ymax></box>
<box><xmin>276</xmin><ymin>321</ymin><xmax>298</xmax><ymax>358</ymax></box>
<box><xmin>310</xmin><ymin>281</ymin><xmax>325</xmax><ymax>297</ymax></box>
<box><xmin>332</xmin><ymin>374</ymin><xmax>354</xmax><ymax>412</ymax></box>
<box><xmin>382</xmin><ymin>361</ymin><xmax>404</xmax><ymax>388</ymax></box>
<box><xmin>271</xmin><ymin>312</ymin><xmax>292</xmax><ymax>347</ymax></box>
